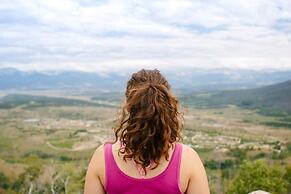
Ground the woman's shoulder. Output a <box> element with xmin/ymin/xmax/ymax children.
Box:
<box><xmin>94</xmin><ymin>143</ymin><xmax>105</xmax><ymax>156</ymax></box>
<box><xmin>90</xmin><ymin>144</ymin><xmax>106</xmax><ymax>175</ymax></box>
<box><xmin>180</xmin><ymin>143</ymin><xmax>204</xmax><ymax>171</ymax></box>
<box><xmin>179</xmin><ymin>143</ymin><xmax>210</xmax><ymax>193</ymax></box>
<box><xmin>92</xmin><ymin>142</ymin><xmax>116</xmax><ymax>163</ymax></box>
<box><xmin>179</xmin><ymin>143</ymin><xmax>200</xmax><ymax>158</ymax></box>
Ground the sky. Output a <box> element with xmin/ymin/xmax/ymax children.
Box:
<box><xmin>0</xmin><ymin>0</ymin><xmax>291</xmax><ymax>73</ymax></box>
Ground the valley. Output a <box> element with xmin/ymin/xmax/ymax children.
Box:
<box><xmin>0</xmin><ymin>89</ymin><xmax>290</xmax><ymax>193</ymax></box>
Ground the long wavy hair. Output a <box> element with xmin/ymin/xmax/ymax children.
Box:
<box><xmin>108</xmin><ymin>69</ymin><xmax>183</xmax><ymax>175</ymax></box>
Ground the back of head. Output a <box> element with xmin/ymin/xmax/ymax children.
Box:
<box><xmin>111</xmin><ymin>69</ymin><xmax>183</xmax><ymax>175</ymax></box>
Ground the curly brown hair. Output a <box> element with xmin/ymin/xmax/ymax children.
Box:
<box><xmin>108</xmin><ymin>69</ymin><xmax>183</xmax><ymax>175</ymax></box>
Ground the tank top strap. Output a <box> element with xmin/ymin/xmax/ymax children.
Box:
<box><xmin>166</xmin><ymin>142</ymin><xmax>182</xmax><ymax>181</ymax></box>
<box><xmin>104</xmin><ymin>142</ymin><xmax>118</xmax><ymax>190</ymax></box>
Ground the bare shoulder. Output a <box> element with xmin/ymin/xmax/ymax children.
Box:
<box><xmin>181</xmin><ymin>144</ymin><xmax>202</xmax><ymax>162</ymax></box>
<box><xmin>92</xmin><ymin>144</ymin><xmax>104</xmax><ymax>160</ymax></box>
<box><xmin>180</xmin><ymin>144</ymin><xmax>210</xmax><ymax>194</ymax></box>
<box><xmin>89</xmin><ymin>144</ymin><xmax>105</xmax><ymax>176</ymax></box>
<box><xmin>181</xmin><ymin>144</ymin><xmax>206</xmax><ymax>176</ymax></box>
<box><xmin>84</xmin><ymin>144</ymin><xmax>106</xmax><ymax>194</ymax></box>
<box><xmin>95</xmin><ymin>143</ymin><xmax>105</xmax><ymax>156</ymax></box>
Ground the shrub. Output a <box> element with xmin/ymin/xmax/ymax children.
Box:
<box><xmin>227</xmin><ymin>160</ymin><xmax>287</xmax><ymax>194</ymax></box>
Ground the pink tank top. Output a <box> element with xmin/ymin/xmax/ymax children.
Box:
<box><xmin>104</xmin><ymin>142</ymin><xmax>183</xmax><ymax>194</ymax></box>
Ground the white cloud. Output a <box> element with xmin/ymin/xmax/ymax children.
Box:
<box><xmin>0</xmin><ymin>0</ymin><xmax>291</xmax><ymax>72</ymax></box>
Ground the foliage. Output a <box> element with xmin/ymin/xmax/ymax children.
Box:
<box><xmin>228</xmin><ymin>148</ymin><xmax>247</xmax><ymax>161</ymax></box>
<box><xmin>271</xmin><ymin>150</ymin><xmax>288</xmax><ymax>160</ymax></box>
<box><xmin>204</xmin><ymin>159</ymin><xmax>239</xmax><ymax>170</ymax></box>
<box><xmin>260</xmin><ymin>121</ymin><xmax>291</xmax><ymax>129</ymax></box>
<box><xmin>239</xmin><ymin>100</ymin><xmax>254</xmax><ymax>108</ymax></box>
<box><xmin>252</xmin><ymin>152</ymin><xmax>266</xmax><ymax>160</ymax></box>
<box><xmin>227</xmin><ymin>160</ymin><xmax>287</xmax><ymax>194</ymax></box>
<box><xmin>0</xmin><ymin>172</ymin><xmax>9</xmax><ymax>190</ymax></box>
<box><xmin>283</xmin><ymin>165</ymin><xmax>291</xmax><ymax>193</ymax></box>
<box><xmin>13</xmin><ymin>165</ymin><xmax>42</xmax><ymax>193</ymax></box>
<box><xmin>257</xmin><ymin>107</ymin><xmax>291</xmax><ymax>117</ymax></box>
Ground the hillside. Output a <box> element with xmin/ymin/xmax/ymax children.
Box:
<box><xmin>181</xmin><ymin>79</ymin><xmax>291</xmax><ymax>113</ymax></box>
<box><xmin>0</xmin><ymin>94</ymin><xmax>117</xmax><ymax>109</ymax></box>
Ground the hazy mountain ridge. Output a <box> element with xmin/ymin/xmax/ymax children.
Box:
<box><xmin>1</xmin><ymin>67</ymin><xmax>291</xmax><ymax>91</ymax></box>
<box><xmin>0</xmin><ymin>67</ymin><xmax>128</xmax><ymax>91</ymax></box>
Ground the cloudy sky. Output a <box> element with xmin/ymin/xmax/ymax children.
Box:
<box><xmin>0</xmin><ymin>0</ymin><xmax>291</xmax><ymax>73</ymax></box>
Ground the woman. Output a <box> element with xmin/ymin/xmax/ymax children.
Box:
<box><xmin>84</xmin><ymin>69</ymin><xmax>210</xmax><ymax>194</ymax></box>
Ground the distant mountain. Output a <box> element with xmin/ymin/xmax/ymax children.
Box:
<box><xmin>0</xmin><ymin>67</ymin><xmax>128</xmax><ymax>91</ymax></box>
<box><xmin>181</xmin><ymin>79</ymin><xmax>291</xmax><ymax>113</ymax></box>
<box><xmin>1</xmin><ymin>67</ymin><xmax>291</xmax><ymax>92</ymax></box>
<box><xmin>167</xmin><ymin>68</ymin><xmax>291</xmax><ymax>93</ymax></box>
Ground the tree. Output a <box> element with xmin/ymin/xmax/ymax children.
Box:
<box><xmin>13</xmin><ymin>165</ymin><xmax>42</xmax><ymax>194</ymax></box>
<box><xmin>283</xmin><ymin>165</ymin><xmax>291</xmax><ymax>193</ymax></box>
<box><xmin>50</xmin><ymin>172</ymin><xmax>68</xmax><ymax>194</ymax></box>
<box><xmin>227</xmin><ymin>160</ymin><xmax>287</xmax><ymax>194</ymax></box>
<box><xmin>0</xmin><ymin>172</ymin><xmax>9</xmax><ymax>190</ymax></box>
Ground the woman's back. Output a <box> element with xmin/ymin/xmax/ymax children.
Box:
<box><xmin>84</xmin><ymin>69</ymin><xmax>210</xmax><ymax>194</ymax></box>
<box><xmin>104</xmin><ymin>141</ymin><xmax>183</xmax><ymax>194</ymax></box>
<box><xmin>84</xmin><ymin>140</ymin><xmax>209</xmax><ymax>194</ymax></box>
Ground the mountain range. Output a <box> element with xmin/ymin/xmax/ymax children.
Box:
<box><xmin>1</xmin><ymin>67</ymin><xmax>291</xmax><ymax>92</ymax></box>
